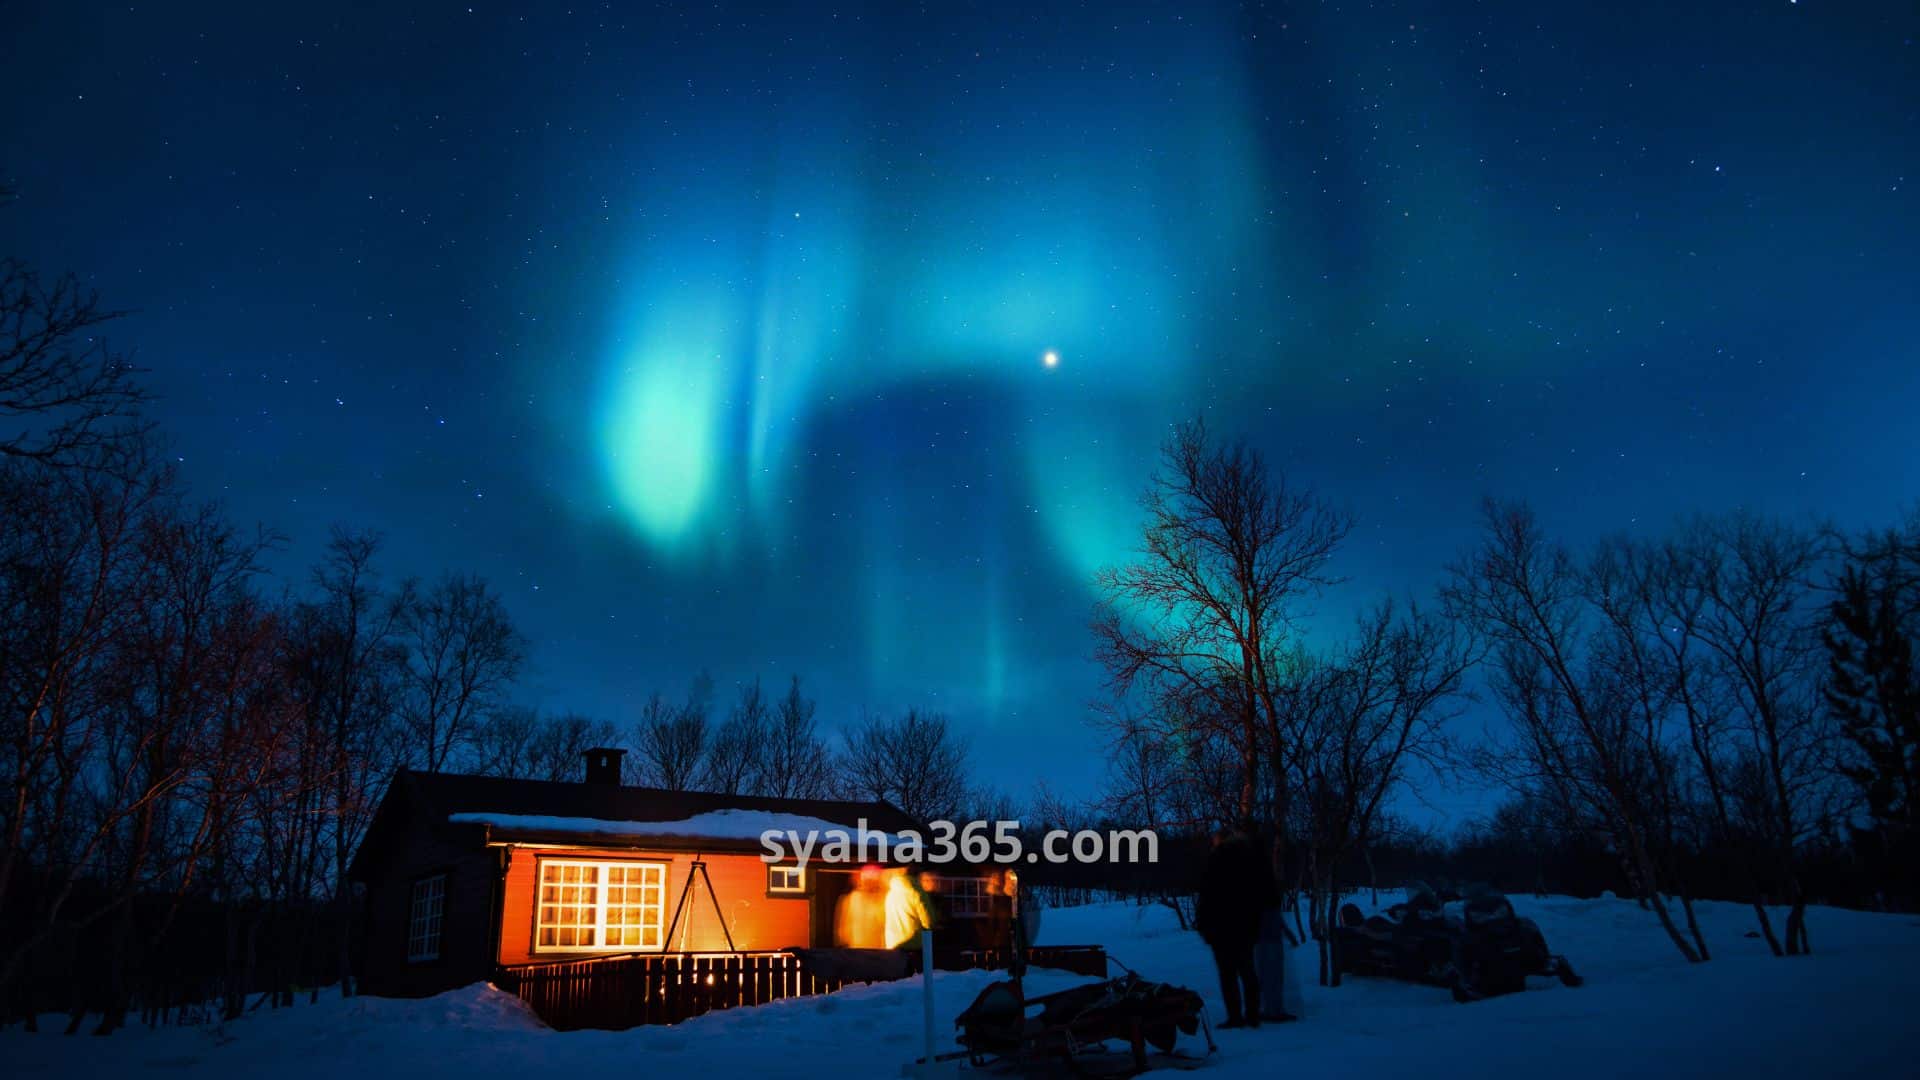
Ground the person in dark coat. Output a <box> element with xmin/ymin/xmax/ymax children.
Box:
<box><xmin>1195</xmin><ymin>825</ymin><xmax>1279</xmax><ymax>1028</ymax></box>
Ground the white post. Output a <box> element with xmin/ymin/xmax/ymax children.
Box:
<box><xmin>921</xmin><ymin>930</ymin><xmax>937</xmax><ymax>1067</ymax></box>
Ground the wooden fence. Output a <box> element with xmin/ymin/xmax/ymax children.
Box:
<box><xmin>498</xmin><ymin>943</ymin><xmax>1110</xmax><ymax>1031</ymax></box>
<box><xmin>954</xmin><ymin>944</ymin><xmax>1110</xmax><ymax>978</ymax></box>
<box><xmin>497</xmin><ymin>950</ymin><xmax>847</xmax><ymax>1031</ymax></box>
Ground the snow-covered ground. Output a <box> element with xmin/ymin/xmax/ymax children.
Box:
<box><xmin>7</xmin><ymin>894</ymin><xmax>1917</xmax><ymax>1077</ymax></box>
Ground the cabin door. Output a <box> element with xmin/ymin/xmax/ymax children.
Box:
<box><xmin>810</xmin><ymin>869</ymin><xmax>855</xmax><ymax>947</ymax></box>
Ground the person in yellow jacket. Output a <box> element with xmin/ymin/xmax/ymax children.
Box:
<box><xmin>883</xmin><ymin>868</ymin><xmax>934</xmax><ymax>949</ymax></box>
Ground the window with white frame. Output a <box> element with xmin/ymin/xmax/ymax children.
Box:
<box><xmin>938</xmin><ymin>875</ymin><xmax>992</xmax><ymax>918</ymax></box>
<box><xmin>407</xmin><ymin>874</ymin><xmax>446</xmax><ymax>962</ymax></box>
<box><xmin>535</xmin><ymin>859</ymin><xmax>667</xmax><ymax>952</ymax></box>
<box><xmin>767</xmin><ymin>864</ymin><xmax>805</xmax><ymax>894</ymax></box>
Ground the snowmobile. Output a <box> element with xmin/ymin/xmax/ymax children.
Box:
<box><xmin>954</xmin><ymin>972</ymin><xmax>1213</xmax><ymax>1077</ymax></box>
<box><xmin>1333</xmin><ymin>883</ymin><xmax>1582</xmax><ymax>1002</ymax></box>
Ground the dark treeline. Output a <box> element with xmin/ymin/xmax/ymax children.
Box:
<box><xmin>1058</xmin><ymin>419</ymin><xmax>1920</xmax><ymax>984</ymax></box>
<box><xmin>609</xmin><ymin>675</ymin><xmax>976</xmax><ymax>821</ymax></box>
<box><xmin>0</xmin><ymin>411</ymin><xmax>532</xmax><ymax>1028</ymax></box>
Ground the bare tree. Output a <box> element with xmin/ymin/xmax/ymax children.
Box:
<box><xmin>968</xmin><ymin>784</ymin><xmax>1026</xmax><ymax>828</ymax></box>
<box><xmin>1444</xmin><ymin>499</ymin><xmax>1704</xmax><ymax>962</ymax></box>
<box><xmin>1686</xmin><ymin>513</ymin><xmax>1833</xmax><ymax>954</ymax></box>
<box><xmin>840</xmin><ymin>708</ymin><xmax>971</xmax><ymax>822</ymax></box>
<box><xmin>1095</xmin><ymin>699</ymin><xmax>1250</xmax><ymax>928</ymax></box>
<box><xmin>395</xmin><ymin>573</ymin><xmax>526</xmax><ymax>773</ymax></box>
<box><xmin>630</xmin><ymin>693</ymin><xmax>707</xmax><ymax>791</ymax></box>
<box><xmin>1</xmin><ymin>212</ymin><xmax>149</xmax><ymax>472</ymax></box>
<box><xmin>1597</xmin><ymin>522</ymin><xmax>1825</xmax><ymax>956</ymax></box>
<box><xmin>1284</xmin><ymin>602</ymin><xmax>1471</xmax><ymax>985</ymax></box>
<box><xmin>1094</xmin><ymin>416</ymin><xmax>1351</xmax><ymax>841</ymax></box>
<box><xmin>538</xmin><ymin>713</ymin><xmax>620</xmax><ymax>781</ymax></box>
<box><xmin>89</xmin><ymin>497</ymin><xmax>277</xmax><ymax>1032</ymax></box>
<box><xmin>1097</xmin><ymin>711</ymin><xmax>1191</xmax><ymax>834</ymax></box>
<box><xmin>702</xmin><ymin>679</ymin><xmax>771</xmax><ymax>795</ymax></box>
<box><xmin>471</xmin><ymin>706</ymin><xmax>618</xmax><ymax>782</ymax></box>
<box><xmin>470</xmin><ymin>705</ymin><xmax>545</xmax><ymax>778</ymax></box>
<box><xmin>0</xmin><ymin>450</ymin><xmax>173</xmax><ymax>1006</ymax></box>
<box><xmin>759</xmin><ymin>676</ymin><xmax>837</xmax><ymax>799</ymax></box>
<box><xmin>303</xmin><ymin>528</ymin><xmax>406</xmax><ymax>997</ymax></box>
<box><xmin>1825</xmin><ymin>509</ymin><xmax>1920</xmax><ymax>908</ymax></box>
<box><xmin>1584</xmin><ymin>534</ymin><xmax>1716</xmax><ymax>959</ymax></box>
<box><xmin>190</xmin><ymin>591</ymin><xmax>295</xmax><ymax>1022</ymax></box>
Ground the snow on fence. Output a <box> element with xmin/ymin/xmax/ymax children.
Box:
<box><xmin>495</xmin><ymin>945</ymin><xmax>1111</xmax><ymax>1031</ymax></box>
<box><xmin>497</xmin><ymin>951</ymin><xmax>845</xmax><ymax>1031</ymax></box>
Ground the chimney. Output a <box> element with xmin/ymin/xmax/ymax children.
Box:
<box><xmin>583</xmin><ymin>747</ymin><xmax>625</xmax><ymax>786</ymax></box>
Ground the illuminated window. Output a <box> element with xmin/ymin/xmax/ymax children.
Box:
<box><xmin>535</xmin><ymin>860</ymin><xmax>666</xmax><ymax>952</ymax></box>
<box><xmin>938</xmin><ymin>875</ymin><xmax>991</xmax><ymax>918</ymax></box>
<box><xmin>768</xmin><ymin>864</ymin><xmax>805</xmax><ymax>894</ymax></box>
<box><xmin>407</xmin><ymin>874</ymin><xmax>446</xmax><ymax>962</ymax></box>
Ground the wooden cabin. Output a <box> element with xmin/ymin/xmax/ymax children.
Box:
<box><xmin>346</xmin><ymin>749</ymin><xmax>1036</xmax><ymax>1018</ymax></box>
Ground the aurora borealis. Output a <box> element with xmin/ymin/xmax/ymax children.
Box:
<box><xmin>591</xmin><ymin>13</ymin><xmax>1266</xmax><ymax>572</ymax></box>
<box><xmin>4</xmin><ymin>2</ymin><xmax>1916</xmax><ymax>803</ymax></box>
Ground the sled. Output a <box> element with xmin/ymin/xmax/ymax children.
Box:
<box><xmin>954</xmin><ymin>973</ymin><xmax>1215</xmax><ymax>1077</ymax></box>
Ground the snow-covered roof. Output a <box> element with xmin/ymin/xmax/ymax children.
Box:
<box><xmin>349</xmin><ymin>770</ymin><xmax>923</xmax><ymax>880</ymax></box>
<box><xmin>449</xmin><ymin>809</ymin><xmax>901</xmax><ymax>846</ymax></box>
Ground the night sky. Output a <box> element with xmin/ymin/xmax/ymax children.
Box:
<box><xmin>4</xmin><ymin>2</ymin><xmax>1916</xmax><ymax>814</ymax></box>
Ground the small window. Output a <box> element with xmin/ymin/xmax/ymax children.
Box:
<box><xmin>408</xmin><ymin>874</ymin><xmax>447</xmax><ymax>962</ymax></box>
<box><xmin>937</xmin><ymin>875</ymin><xmax>991</xmax><ymax>918</ymax></box>
<box><xmin>768</xmin><ymin>864</ymin><xmax>805</xmax><ymax>895</ymax></box>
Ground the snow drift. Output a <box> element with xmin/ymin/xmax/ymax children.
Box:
<box><xmin>6</xmin><ymin>894</ymin><xmax>1916</xmax><ymax>1078</ymax></box>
